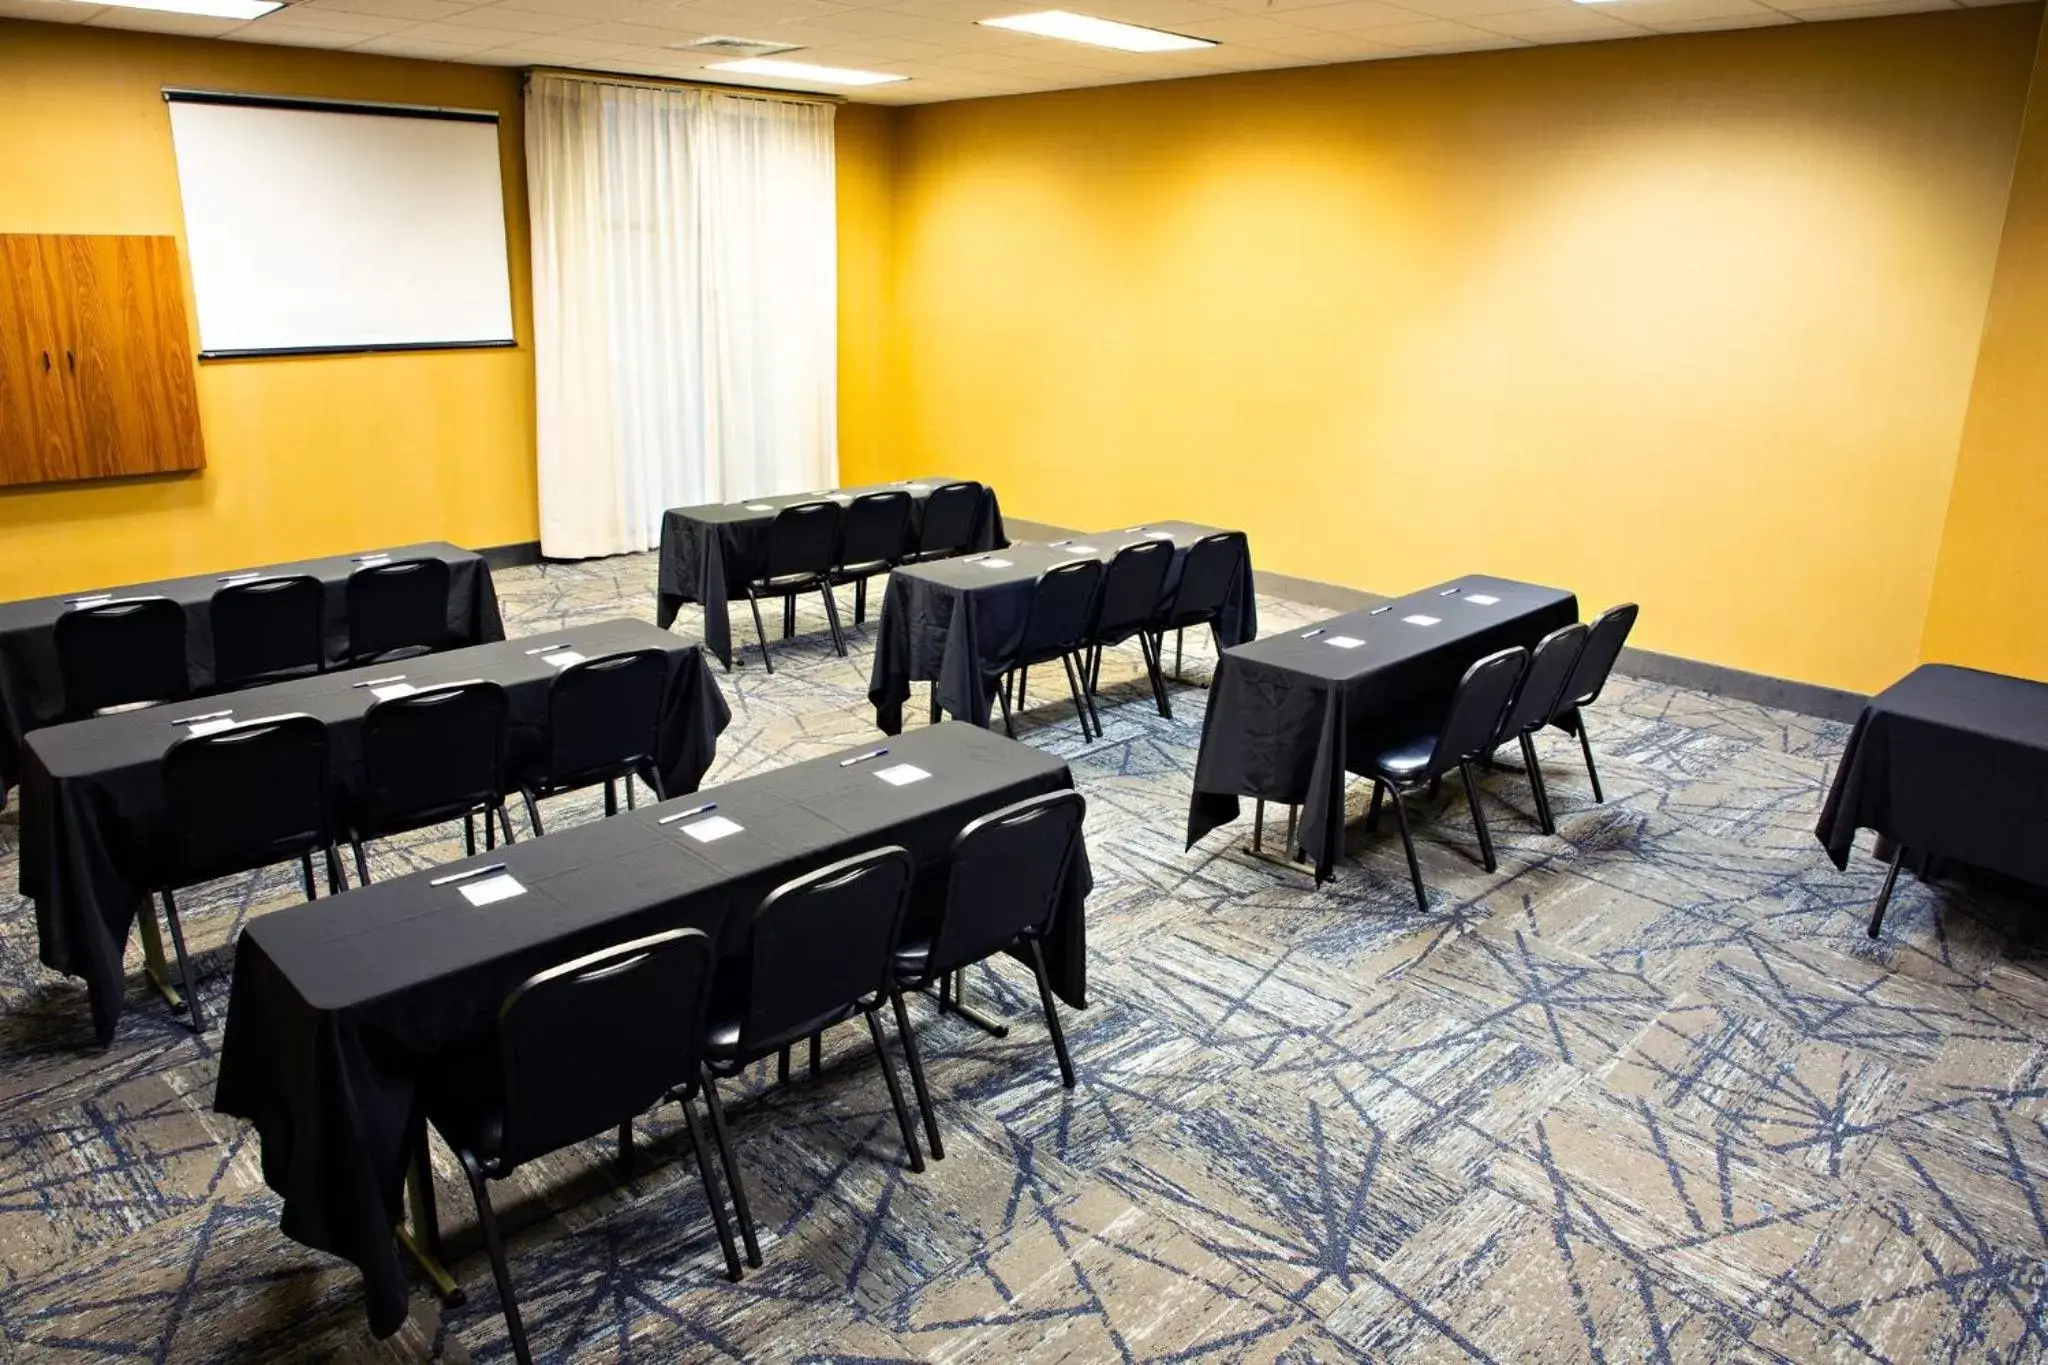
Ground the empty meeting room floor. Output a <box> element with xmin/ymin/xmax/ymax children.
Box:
<box><xmin>0</xmin><ymin>551</ymin><xmax>2042</xmax><ymax>1363</ymax></box>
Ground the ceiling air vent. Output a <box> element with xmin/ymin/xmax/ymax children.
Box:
<box><xmin>667</xmin><ymin>35</ymin><xmax>803</xmax><ymax>58</ymax></box>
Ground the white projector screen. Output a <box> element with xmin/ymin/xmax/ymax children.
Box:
<box><xmin>165</xmin><ymin>91</ymin><xmax>516</xmax><ymax>358</ymax></box>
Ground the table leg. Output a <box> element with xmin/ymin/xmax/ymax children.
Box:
<box><xmin>942</xmin><ymin>967</ymin><xmax>1010</xmax><ymax>1038</ymax></box>
<box><xmin>399</xmin><ymin>1153</ymin><xmax>466</xmax><ymax>1307</ymax></box>
<box><xmin>1244</xmin><ymin>802</ymin><xmax>1317</xmax><ymax>875</ymax></box>
<box><xmin>136</xmin><ymin>904</ymin><xmax>184</xmax><ymax>1013</ymax></box>
<box><xmin>1866</xmin><ymin>843</ymin><xmax>1907</xmax><ymax>940</ymax></box>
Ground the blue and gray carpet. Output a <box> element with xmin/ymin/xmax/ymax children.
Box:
<box><xmin>0</xmin><ymin>550</ymin><xmax>2042</xmax><ymax>1363</ymax></box>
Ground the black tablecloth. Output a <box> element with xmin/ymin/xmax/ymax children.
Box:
<box><xmin>0</xmin><ymin>543</ymin><xmax>502</xmax><ymax>804</ymax></box>
<box><xmin>656</xmin><ymin>478</ymin><xmax>1007</xmax><ymax>668</ymax></box>
<box><xmin>1816</xmin><ymin>664</ymin><xmax>2048</xmax><ymax>887</ymax></box>
<box><xmin>212</xmin><ymin>722</ymin><xmax>1091</xmax><ymax>1338</ymax></box>
<box><xmin>867</xmin><ymin>522</ymin><xmax>1259</xmax><ymax>735</ymax></box>
<box><xmin>18</xmin><ymin>619</ymin><xmax>728</xmax><ymax>1045</ymax></box>
<box><xmin>1187</xmin><ymin>575</ymin><xmax>1578</xmax><ymax>881</ymax></box>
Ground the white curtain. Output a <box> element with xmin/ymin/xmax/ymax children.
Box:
<box><xmin>526</xmin><ymin>74</ymin><xmax>838</xmax><ymax>558</ymax></box>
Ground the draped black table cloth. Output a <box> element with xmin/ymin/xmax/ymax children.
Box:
<box><xmin>0</xmin><ymin>542</ymin><xmax>502</xmax><ymax>805</ymax></box>
<box><xmin>1816</xmin><ymin>664</ymin><xmax>2048</xmax><ymax>889</ymax></box>
<box><xmin>18</xmin><ymin>618</ymin><xmax>727</xmax><ymax>1046</ymax></box>
<box><xmin>867</xmin><ymin>521</ymin><xmax>1258</xmax><ymax>735</ymax></box>
<box><xmin>212</xmin><ymin>722</ymin><xmax>1091</xmax><ymax>1338</ymax></box>
<box><xmin>656</xmin><ymin>478</ymin><xmax>1007</xmax><ymax>668</ymax></box>
<box><xmin>1187</xmin><ymin>575</ymin><xmax>1578</xmax><ymax>882</ymax></box>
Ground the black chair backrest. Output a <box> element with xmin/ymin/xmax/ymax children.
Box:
<box><xmin>1427</xmin><ymin>647</ymin><xmax>1529</xmax><ymax>774</ymax></box>
<box><xmin>56</xmin><ymin>596</ymin><xmax>188</xmax><ymax>719</ymax></box>
<box><xmin>1498</xmin><ymin>623</ymin><xmax>1587</xmax><ymax>740</ymax></box>
<box><xmin>762</xmin><ymin>501</ymin><xmax>842</xmax><ymax>582</ymax></box>
<box><xmin>494</xmin><ymin>927</ymin><xmax>715</xmax><ymax>1168</ymax></box>
<box><xmin>1557</xmin><ymin>603</ymin><xmax>1639</xmax><ymax>713</ymax></box>
<box><xmin>546</xmin><ymin>649</ymin><xmax>670</xmax><ymax>789</ymax></box>
<box><xmin>736</xmin><ymin>847</ymin><xmax>914</xmax><ymax>1060</ymax></box>
<box><xmin>346</xmin><ymin>558</ymin><xmax>451</xmax><ymax>661</ymax></box>
<box><xmin>1165</xmin><ymin>532</ymin><xmax>1246</xmax><ymax>627</ymax></box>
<box><xmin>1014</xmin><ymin>559</ymin><xmax>1103</xmax><ymax>663</ymax></box>
<box><xmin>357</xmin><ymin>680</ymin><xmax>508</xmax><ymax>834</ymax></box>
<box><xmin>162</xmin><ymin>712</ymin><xmax>331</xmax><ymax>885</ymax></box>
<box><xmin>916</xmin><ymin>481</ymin><xmax>983</xmax><ymax>558</ymax></box>
<box><xmin>1094</xmin><ymin>540</ymin><xmax>1174</xmax><ymax>642</ymax></box>
<box><xmin>928</xmin><ymin>790</ymin><xmax>1085</xmax><ymax>978</ymax></box>
<box><xmin>211</xmin><ymin>575</ymin><xmax>326</xmax><ymax>688</ymax></box>
<box><xmin>838</xmin><ymin>491</ymin><xmax>914</xmax><ymax>572</ymax></box>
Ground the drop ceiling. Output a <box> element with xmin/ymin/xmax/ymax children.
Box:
<box><xmin>0</xmin><ymin>0</ymin><xmax>2020</xmax><ymax>104</ymax></box>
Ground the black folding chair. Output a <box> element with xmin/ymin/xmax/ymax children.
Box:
<box><xmin>832</xmin><ymin>490</ymin><xmax>913</xmax><ymax>625</ymax></box>
<box><xmin>519</xmin><ymin>648</ymin><xmax>671</xmax><ymax>837</ymax></box>
<box><xmin>991</xmin><ymin>559</ymin><xmax>1103</xmax><ymax>742</ymax></box>
<box><xmin>890</xmin><ymin>791</ymin><xmax>1085</xmax><ymax>1159</ymax></box>
<box><xmin>55</xmin><ymin>597</ymin><xmax>188</xmax><ymax>721</ymax></box>
<box><xmin>1365</xmin><ymin>647</ymin><xmax>1529</xmax><ymax>910</ymax></box>
<box><xmin>151</xmin><ymin>713</ymin><xmax>341</xmax><ymax>1032</ymax></box>
<box><xmin>347</xmin><ymin>680</ymin><xmax>514</xmax><ymax>884</ymax></box>
<box><xmin>420</xmin><ymin>927</ymin><xmax>743</xmax><ymax>1365</ymax></box>
<box><xmin>210</xmin><ymin>575</ymin><xmax>326</xmax><ymax>690</ymax></box>
<box><xmin>1488</xmin><ymin>623</ymin><xmax>1587</xmax><ymax>835</ymax></box>
<box><xmin>345</xmin><ymin>558</ymin><xmax>451</xmax><ymax>666</ymax></box>
<box><xmin>698</xmin><ymin>847</ymin><xmax>926</xmax><ymax>1271</ymax></box>
<box><xmin>1086</xmin><ymin>540</ymin><xmax>1175</xmax><ymax>721</ymax></box>
<box><xmin>1156</xmin><ymin>531</ymin><xmax>1247</xmax><ymax>684</ymax></box>
<box><xmin>1546</xmin><ymin>603</ymin><xmax>1638</xmax><ymax>805</ymax></box>
<box><xmin>744</xmin><ymin>501</ymin><xmax>844</xmax><ymax>673</ymax></box>
<box><xmin>906</xmin><ymin>481</ymin><xmax>985</xmax><ymax>563</ymax></box>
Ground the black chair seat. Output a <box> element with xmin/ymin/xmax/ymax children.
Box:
<box><xmin>704</xmin><ymin>999</ymin><xmax>858</xmax><ymax>1060</ymax></box>
<box><xmin>893</xmin><ymin>939</ymin><xmax>934</xmax><ymax>978</ymax></box>
<box><xmin>1376</xmin><ymin>737</ymin><xmax>1436</xmax><ymax>778</ymax></box>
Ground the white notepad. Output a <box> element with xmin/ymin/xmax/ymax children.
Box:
<box><xmin>1402</xmin><ymin>615</ymin><xmax>1441</xmax><ymax>627</ymax></box>
<box><xmin>459</xmin><ymin>873</ymin><xmax>525</xmax><ymax>907</ymax></box>
<box><xmin>371</xmin><ymin>683</ymin><xmax>416</xmax><ymax>701</ymax></box>
<box><xmin>188</xmin><ymin>717</ymin><xmax>238</xmax><ymax>737</ymax></box>
<box><xmin>680</xmin><ymin>815</ymin><xmax>744</xmax><ymax>843</ymax></box>
<box><xmin>1464</xmin><ymin>594</ymin><xmax>1500</xmax><ymax>606</ymax></box>
<box><xmin>875</xmin><ymin>763</ymin><xmax>930</xmax><ymax>786</ymax></box>
<box><xmin>978</xmin><ymin>558</ymin><xmax>1013</xmax><ymax>569</ymax></box>
<box><xmin>543</xmin><ymin>650</ymin><xmax>586</xmax><ymax>669</ymax></box>
<box><xmin>1144</xmin><ymin>531</ymin><xmax>1174</xmax><ymax>541</ymax></box>
<box><xmin>1326</xmin><ymin>636</ymin><xmax>1365</xmax><ymax>650</ymax></box>
<box><xmin>744</xmin><ymin>503</ymin><xmax>773</xmax><ymax>512</ymax></box>
<box><xmin>1060</xmin><ymin>544</ymin><xmax>1099</xmax><ymax>555</ymax></box>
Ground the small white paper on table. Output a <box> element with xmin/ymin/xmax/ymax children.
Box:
<box><xmin>459</xmin><ymin>873</ymin><xmax>525</xmax><ymax>907</ymax></box>
<box><xmin>223</xmin><ymin>572</ymin><xmax>264</xmax><ymax>584</ymax></box>
<box><xmin>875</xmin><ymin>763</ymin><xmax>930</xmax><ymax>787</ymax></box>
<box><xmin>1325</xmin><ymin>636</ymin><xmax>1365</xmax><ymax>650</ymax></box>
<box><xmin>1464</xmin><ymin>594</ymin><xmax>1500</xmax><ymax>606</ymax></box>
<box><xmin>71</xmin><ymin>595</ymin><xmax>113</xmax><ymax>607</ymax></box>
<box><xmin>680</xmin><ymin>814</ymin><xmax>744</xmax><ymax>843</ymax></box>
<box><xmin>744</xmin><ymin>503</ymin><xmax>774</xmax><ymax>512</ymax></box>
<box><xmin>1402</xmin><ymin>615</ymin><xmax>1441</xmax><ymax>627</ymax></box>
<box><xmin>904</xmin><ymin>483</ymin><xmax>927</xmax><ymax>491</ymax></box>
<box><xmin>543</xmin><ymin>650</ymin><xmax>586</xmax><ymax>669</ymax></box>
<box><xmin>356</xmin><ymin>555</ymin><xmax>391</xmax><ymax>566</ymax></box>
<box><xmin>978</xmin><ymin>557</ymin><xmax>1013</xmax><ymax>569</ymax></box>
<box><xmin>188</xmin><ymin>717</ymin><xmax>238</xmax><ymax>737</ymax></box>
<box><xmin>371</xmin><ymin>683</ymin><xmax>417</xmax><ymax>701</ymax></box>
<box><xmin>1060</xmin><ymin>544</ymin><xmax>1099</xmax><ymax>555</ymax></box>
<box><xmin>1144</xmin><ymin>531</ymin><xmax>1174</xmax><ymax>541</ymax></box>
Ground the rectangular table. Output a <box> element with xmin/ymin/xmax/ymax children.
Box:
<box><xmin>18</xmin><ymin>618</ymin><xmax>728</xmax><ymax>1045</ymax></box>
<box><xmin>656</xmin><ymin>478</ymin><xmax>1007</xmax><ymax>668</ymax></box>
<box><xmin>1187</xmin><ymin>575</ymin><xmax>1578</xmax><ymax>882</ymax></box>
<box><xmin>1817</xmin><ymin>664</ymin><xmax>2048</xmax><ymax>932</ymax></box>
<box><xmin>0</xmin><ymin>542</ymin><xmax>503</xmax><ymax>804</ymax></box>
<box><xmin>867</xmin><ymin>521</ymin><xmax>1258</xmax><ymax>735</ymax></box>
<box><xmin>211</xmin><ymin>722</ymin><xmax>1092</xmax><ymax>1338</ymax></box>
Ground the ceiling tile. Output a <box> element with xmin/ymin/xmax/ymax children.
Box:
<box><xmin>1234</xmin><ymin>29</ymin><xmax>1408</xmax><ymax>55</ymax></box>
<box><xmin>1285</xmin><ymin>0</ymin><xmax>1448</xmax><ymax>30</ymax></box>
<box><xmin>251</xmin><ymin>6</ymin><xmax>409</xmax><ymax>32</ymax></box>
<box><xmin>1473</xmin><ymin>4</ymin><xmax>1646</xmax><ymax>34</ymax></box>
<box><xmin>423</xmin><ymin>4</ymin><xmax>590</xmax><ymax>32</ymax></box>
<box><xmin>83</xmin><ymin>7</ymin><xmax>239</xmax><ymax>33</ymax></box>
<box><xmin>300</xmin><ymin>0</ymin><xmax>476</xmax><ymax>22</ymax></box>
<box><xmin>1590</xmin><ymin>0</ymin><xmax>1777</xmax><ymax>21</ymax></box>
<box><xmin>1390</xmin><ymin>0</ymin><xmax>1579</xmax><ymax>16</ymax></box>
<box><xmin>1174</xmin><ymin>11</ymin><xmax>1327</xmax><ymax>40</ymax></box>
<box><xmin>0</xmin><ymin>0</ymin><xmax>99</xmax><ymax>20</ymax></box>
<box><xmin>1347</xmin><ymin>16</ymin><xmax>1507</xmax><ymax>43</ymax></box>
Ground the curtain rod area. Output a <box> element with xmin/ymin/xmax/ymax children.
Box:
<box><xmin>524</xmin><ymin>67</ymin><xmax>845</xmax><ymax>107</ymax></box>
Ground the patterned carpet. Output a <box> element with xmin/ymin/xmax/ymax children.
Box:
<box><xmin>0</xmin><ymin>550</ymin><xmax>2043</xmax><ymax>1363</ymax></box>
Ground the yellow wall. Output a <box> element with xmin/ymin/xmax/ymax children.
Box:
<box><xmin>835</xmin><ymin>101</ymin><xmax>901</xmax><ymax>487</ymax></box>
<box><xmin>1920</xmin><ymin>14</ymin><xmax>2048</xmax><ymax>681</ymax></box>
<box><xmin>0</xmin><ymin>21</ymin><xmax>539</xmax><ymax>597</ymax></box>
<box><xmin>880</xmin><ymin>9</ymin><xmax>2040</xmax><ymax>694</ymax></box>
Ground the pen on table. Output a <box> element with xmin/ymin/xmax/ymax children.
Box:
<box><xmin>523</xmin><ymin>644</ymin><xmax>569</xmax><ymax>655</ymax></box>
<box><xmin>1369</xmin><ymin>606</ymin><xmax>1393</xmax><ymax>615</ymax></box>
<box><xmin>351</xmin><ymin>675</ymin><xmax>407</xmax><ymax>687</ymax></box>
<box><xmin>1300</xmin><ymin>628</ymin><xmax>1326</xmax><ymax>639</ymax></box>
<box><xmin>658</xmin><ymin>801</ymin><xmax>718</xmax><ymax>825</ymax></box>
<box><xmin>170</xmin><ymin>709</ymin><xmax>233</xmax><ymax>725</ymax></box>
<box><xmin>840</xmin><ymin>747</ymin><xmax>890</xmax><ymax>767</ymax></box>
<box><xmin>431</xmin><ymin>863</ymin><xmax>505</xmax><ymax>887</ymax></box>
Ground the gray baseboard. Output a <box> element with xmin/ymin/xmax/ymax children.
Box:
<box><xmin>478</xmin><ymin>540</ymin><xmax>543</xmax><ymax>570</ymax></box>
<box><xmin>1002</xmin><ymin>515</ymin><xmax>1865</xmax><ymax>723</ymax></box>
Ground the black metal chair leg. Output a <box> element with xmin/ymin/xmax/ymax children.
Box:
<box><xmin>1387</xmin><ymin>788</ymin><xmax>1428</xmax><ymax>911</ymax></box>
<box><xmin>820</xmin><ymin>585</ymin><xmax>847</xmax><ymax>657</ymax></box>
<box><xmin>522</xmin><ymin>789</ymin><xmax>545</xmax><ymax>839</ymax></box>
<box><xmin>483</xmin><ymin>804</ymin><xmax>497</xmax><ymax>852</ymax></box>
<box><xmin>778</xmin><ymin>1046</ymin><xmax>791</xmax><ymax>1082</ymax></box>
<box><xmin>1026</xmin><ymin>940</ymin><xmax>1077</xmax><ymax>1089</ymax></box>
<box><xmin>624</xmin><ymin>775</ymin><xmax>636</xmax><ymax>810</ymax></box>
<box><xmin>1367</xmin><ymin>780</ymin><xmax>1385</xmax><ymax>833</ymax></box>
<box><xmin>1059</xmin><ymin>652</ymin><xmax>1094</xmax><ymax>741</ymax></box>
<box><xmin>1578</xmin><ymin>719</ymin><xmax>1604</xmax><ymax>803</ymax></box>
<box><xmin>1175</xmin><ymin>627</ymin><xmax>1184</xmax><ymax>681</ymax></box>
<box><xmin>1017</xmin><ymin>665</ymin><xmax>1028</xmax><ymax>711</ymax></box>
<box><xmin>930</xmin><ymin>683</ymin><xmax>941</xmax><ymax>725</ymax></box>
<box><xmin>497</xmin><ymin>802</ymin><xmax>516</xmax><ymax>844</ymax></box>
<box><xmin>809</xmin><ymin>1032</ymin><xmax>821</xmax><ymax>1076</ymax></box>
<box><xmin>326</xmin><ymin>844</ymin><xmax>347</xmax><ymax>895</ymax></box>
<box><xmin>1074</xmin><ymin>650</ymin><xmax>1104</xmax><ymax>736</ymax></box>
<box><xmin>746</xmin><ymin>590</ymin><xmax>774</xmax><ymax>674</ymax></box>
<box><xmin>678</xmin><ymin>1096</ymin><xmax>743</xmax><ymax>1281</ymax></box>
<box><xmin>891</xmin><ymin>990</ymin><xmax>944</xmax><ymax>1159</ymax></box>
<box><xmin>1520</xmin><ymin>732</ymin><xmax>1556</xmax><ymax>835</ymax></box>
<box><xmin>1460</xmin><ymin>761</ymin><xmax>1497</xmax><ymax>873</ymax></box>
<box><xmin>1867</xmin><ymin>843</ymin><xmax>1907</xmax><ymax>938</ymax></box>
<box><xmin>617</xmin><ymin>1120</ymin><xmax>634</xmax><ymax>1178</ymax></box>
<box><xmin>700</xmin><ymin>1072</ymin><xmax>761</xmax><ymax>1267</ymax></box>
<box><xmin>1139</xmin><ymin>632</ymin><xmax>1172</xmax><ymax>719</ymax></box>
<box><xmin>461</xmin><ymin>1159</ymin><xmax>532</xmax><ymax>1365</ymax></box>
<box><xmin>855</xmin><ymin>576</ymin><xmax>867</xmax><ymax>625</ymax></box>
<box><xmin>464</xmin><ymin>812</ymin><xmax>477</xmax><ymax>857</ymax></box>
<box><xmin>352</xmin><ymin>837</ymin><xmax>371</xmax><ymax>887</ymax></box>
<box><xmin>864</xmin><ymin>1007</ymin><xmax>925</xmax><ymax>1173</ymax></box>
<box><xmin>644</xmin><ymin>768</ymin><xmax>667</xmax><ymax>802</ymax></box>
<box><xmin>782</xmin><ymin>593</ymin><xmax>795</xmax><ymax>639</ymax></box>
<box><xmin>605</xmin><ymin>779</ymin><xmax>618</xmax><ymax>818</ymax></box>
<box><xmin>995</xmin><ymin>671</ymin><xmax>1016</xmax><ymax>738</ymax></box>
<box><xmin>300</xmin><ymin>851</ymin><xmax>318</xmax><ymax>901</ymax></box>
<box><xmin>160</xmin><ymin>890</ymin><xmax>205</xmax><ymax>1033</ymax></box>
<box><xmin>1427</xmin><ymin>774</ymin><xmax>1442</xmax><ymax>802</ymax></box>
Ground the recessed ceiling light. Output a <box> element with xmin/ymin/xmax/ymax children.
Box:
<box><xmin>73</xmin><ymin>0</ymin><xmax>282</xmax><ymax>17</ymax></box>
<box><xmin>706</xmin><ymin>58</ymin><xmax>908</xmax><ymax>86</ymax></box>
<box><xmin>979</xmin><ymin>11</ymin><xmax>1215</xmax><ymax>52</ymax></box>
